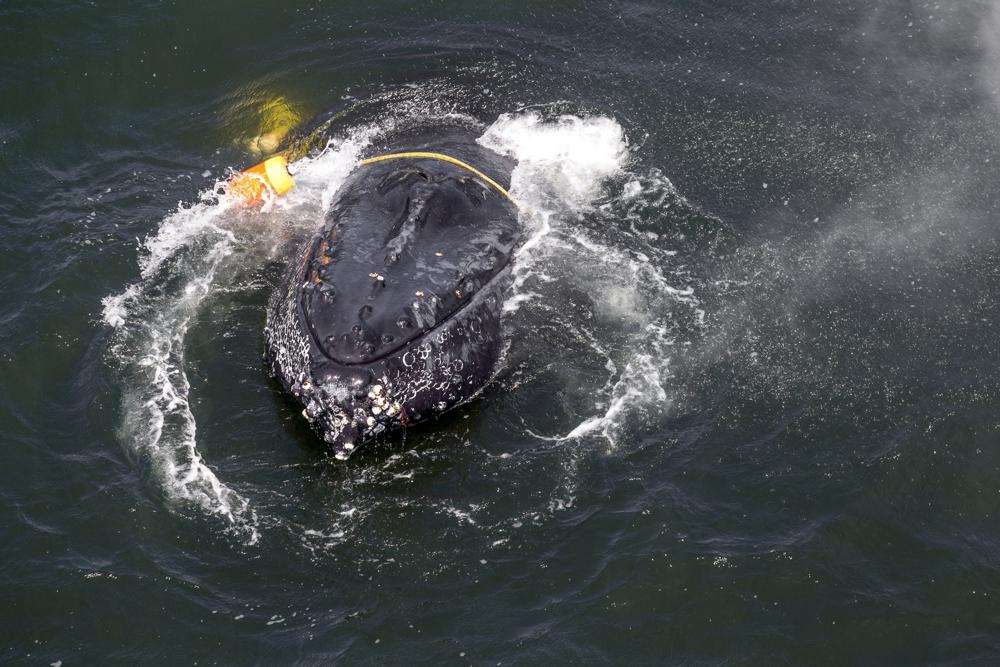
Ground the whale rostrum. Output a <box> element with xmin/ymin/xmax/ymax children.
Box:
<box><xmin>265</xmin><ymin>128</ymin><xmax>519</xmax><ymax>459</ymax></box>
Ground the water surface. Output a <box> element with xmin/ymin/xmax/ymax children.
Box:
<box><xmin>3</xmin><ymin>1</ymin><xmax>1000</xmax><ymax>664</ymax></box>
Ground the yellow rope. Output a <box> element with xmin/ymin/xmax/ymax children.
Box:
<box><xmin>355</xmin><ymin>151</ymin><xmax>512</xmax><ymax>200</ymax></box>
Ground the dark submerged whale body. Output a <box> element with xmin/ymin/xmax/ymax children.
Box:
<box><xmin>265</xmin><ymin>125</ymin><xmax>519</xmax><ymax>459</ymax></box>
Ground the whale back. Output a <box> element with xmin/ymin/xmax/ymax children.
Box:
<box><xmin>299</xmin><ymin>135</ymin><xmax>518</xmax><ymax>365</ymax></box>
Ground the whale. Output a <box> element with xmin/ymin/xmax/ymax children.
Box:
<box><xmin>264</xmin><ymin>124</ymin><xmax>520</xmax><ymax>459</ymax></box>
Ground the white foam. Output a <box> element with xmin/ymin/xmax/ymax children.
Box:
<box><xmin>104</xmin><ymin>134</ymin><xmax>372</xmax><ymax>543</ymax></box>
<box><xmin>479</xmin><ymin>111</ymin><xmax>628</xmax><ymax>209</ymax></box>
<box><xmin>101</xmin><ymin>283</ymin><xmax>138</xmax><ymax>328</ymax></box>
<box><xmin>480</xmin><ymin>111</ymin><xmax>694</xmax><ymax>449</ymax></box>
<box><xmin>479</xmin><ymin>111</ymin><xmax>630</xmax><ymax>320</ymax></box>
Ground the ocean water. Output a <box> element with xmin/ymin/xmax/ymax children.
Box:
<box><xmin>4</xmin><ymin>1</ymin><xmax>1000</xmax><ymax>664</ymax></box>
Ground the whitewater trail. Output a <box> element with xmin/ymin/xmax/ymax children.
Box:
<box><xmin>102</xmin><ymin>132</ymin><xmax>375</xmax><ymax>543</ymax></box>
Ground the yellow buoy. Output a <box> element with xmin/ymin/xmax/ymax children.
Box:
<box><xmin>225</xmin><ymin>155</ymin><xmax>295</xmax><ymax>207</ymax></box>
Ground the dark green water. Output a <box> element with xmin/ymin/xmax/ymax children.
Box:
<box><xmin>4</xmin><ymin>1</ymin><xmax>1000</xmax><ymax>664</ymax></box>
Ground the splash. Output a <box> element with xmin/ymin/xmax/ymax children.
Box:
<box><xmin>102</xmin><ymin>133</ymin><xmax>374</xmax><ymax>543</ymax></box>
<box><xmin>480</xmin><ymin>111</ymin><xmax>701</xmax><ymax>448</ymax></box>
<box><xmin>479</xmin><ymin>112</ymin><xmax>629</xmax><ymax>309</ymax></box>
<box><xmin>480</xmin><ymin>112</ymin><xmax>628</xmax><ymax>208</ymax></box>
<box><xmin>102</xmin><ymin>103</ymin><xmax>703</xmax><ymax>545</ymax></box>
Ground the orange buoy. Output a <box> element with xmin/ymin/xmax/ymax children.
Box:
<box><xmin>225</xmin><ymin>155</ymin><xmax>295</xmax><ymax>207</ymax></box>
